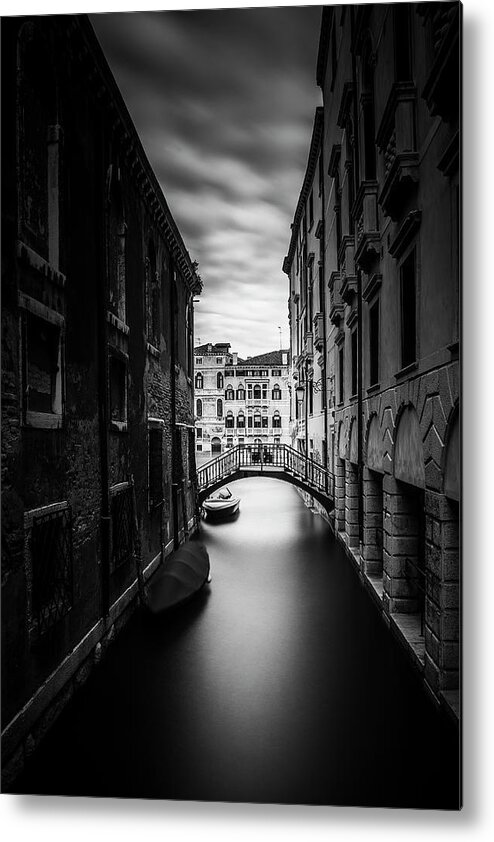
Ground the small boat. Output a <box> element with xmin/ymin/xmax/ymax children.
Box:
<box><xmin>202</xmin><ymin>486</ymin><xmax>240</xmax><ymax>520</ymax></box>
<box><xmin>145</xmin><ymin>541</ymin><xmax>211</xmax><ymax>615</ymax></box>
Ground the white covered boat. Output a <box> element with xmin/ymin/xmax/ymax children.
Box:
<box><xmin>202</xmin><ymin>486</ymin><xmax>240</xmax><ymax>520</ymax></box>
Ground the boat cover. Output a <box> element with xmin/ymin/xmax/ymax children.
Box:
<box><xmin>145</xmin><ymin>541</ymin><xmax>210</xmax><ymax>615</ymax></box>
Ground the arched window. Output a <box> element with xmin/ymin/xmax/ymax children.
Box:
<box><xmin>217</xmin><ymin>398</ymin><xmax>223</xmax><ymax>418</ymax></box>
<box><xmin>196</xmin><ymin>398</ymin><xmax>202</xmax><ymax>417</ymax></box>
<box><xmin>217</xmin><ymin>372</ymin><xmax>224</xmax><ymax>390</ymax></box>
<box><xmin>225</xmin><ymin>386</ymin><xmax>234</xmax><ymax>400</ymax></box>
<box><xmin>237</xmin><ymin>411</ymin><xmax>245</xmax><ymax>428</ymax></box>
<box><xmin>253</xmin><ymin>384</ymin><xmax>262</xmax><ymax>401</ymax></box>
<box><xmin>272</xmin><ymin>384</ymin><xmax>282</xmax><ymax>400</ymax></box>
<box><xmin>236</xmin><ymin>384</ymin><xmax>246</xmax><ymax>400</ymax></box>
<box><xmin>272</xmin><ymin>412</ymin><xmax>281</xmax><ymax>429</ymax></box>
<box><xmin>195</xmin><ymin>372</ymin><xmax>203</xmax><ymax>389</ymax></box>
<box><xmin>225</xmin><ymin>411</ymin><xmax>234</xmax><ymax>428</ymax></box>
<box><xmin>254</xmin><ymin>412</ymin><xmax>261</xmax><ymax>428</ymax></box>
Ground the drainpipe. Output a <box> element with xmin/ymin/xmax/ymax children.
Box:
<box><xmin>170</xmin><ymin>260</ymin><xmax>180</xmax><ymax>550</ymax></box>
<box><xmin>97</xmin><ymin>148</ymin><xmax>111</xmax><ymax>617</ymax></box>
<box><xmin>351</xmin><ymin>6</ymin><xmax>364</xmax><ymax>545</ymax></box>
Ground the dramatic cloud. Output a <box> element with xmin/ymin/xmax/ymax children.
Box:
<box><xmin>91</xmin><ymin>6</ymin><xmax>322</xmax><ymax>357</ymax></box>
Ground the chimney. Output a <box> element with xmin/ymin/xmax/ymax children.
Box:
<box><xmin>233</xmin><ymin>352</ymin><xmax>238</xmax><ymax>365</ymax></box>
<box><xmin>282</xmin><ymin>351</ymin><xmax>288</xmax><ymax>365</ymax></box>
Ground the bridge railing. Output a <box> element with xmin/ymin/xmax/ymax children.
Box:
<box><xmin>196</xmin><ymin>443</ymin><xmax>334</xmax><ymax>498</ymax></box>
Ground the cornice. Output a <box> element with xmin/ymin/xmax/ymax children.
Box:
<box><xmin>388</xmin><ymin>210</ymin><xmax>422</xmax><ymax>259</ymax></box>
<box><xmin>283</xmin><ymin>107</ymin><xmax>324</xmax><ymax>275</ymax></box>
<box><xmin>72</xmin><ymin>16</ymin><xmax>201</xmax><ymax>295</ymax></box>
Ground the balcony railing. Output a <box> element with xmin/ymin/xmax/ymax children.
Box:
<box><xmin>197</xmin><ymin>443</ymin><xmax>334</xmax><ymax>501</ymax></box>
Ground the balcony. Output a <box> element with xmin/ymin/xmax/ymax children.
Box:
<box><xmin>304</xmin><ymin>331</ymin><xmax>313</xmax><ymax>358</ymax></box>
<box><xmin>313</xmin><ymin>313</ymin><xmax>324</xmax><ymax>350</ymax></box>
<box><xmin>337</xmin><ymin>235</ymin><xmax>355</xmax><ymax>278</ymax></box>
<box><xmin>340</xmin><ymin>275</ymin><xmax>358</xmax><ymax>306</ymax></box>
<box><xmin>352</xmin><ymin>181</ymin><xmax>380</xmax><ymax>272</ymax></box>
<box><xmin>376</xmin><ymin>82</ymin><xmax>419</xmax><ymax>221</ymax></box>
<box><xmin>328</xmin><ymin>271</ymin><xmax>344</xmax><ymax>326</ymax></box>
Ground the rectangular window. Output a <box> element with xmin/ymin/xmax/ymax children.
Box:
<box><xmin>25</xmin><ymin>314</ymin><xmax>61</xmax><ymax>413</ymax></box>
<box><xmin>400</xmin><ymin>249</ymin><xmax>417</xmax><ymax>368</ymax></box>
<box><xmin>216</xmin><ymin>357</ymin><xmax>223</xmax><ymax>364</ymax></box>
<box><xmin>369</xmin><ymin>300</ymin><xmax>380</xmax><ymax>386</ymax></box>
<box><xmin>109</xmin><ymin>355</ymin><xmax>127</xmax><ymax>424</ymax></box>
<box><xmin>338</xmin><ymin>346</ymin><xmax>344</xmax><ymax>404</ymax></box>
<box><xmin>197</xmin><ymin>443</ymin><xmax>202</xmax><ymax>451</ymax></box>
<box><xmin>261</xmin><ymin>416</ymin><xmax>268</xmax><ymax>428</ymax></box>
<box><xmin>196</xmin><ymin>427</ymin><xmax>202</xmax><ymax>438</ymax></box>
<box><xmin>394</xmin><ymin>4</ymin><xmax>412</xmax><ymax>81</ymax></box>
<box><xmin>351</xmin><ymin>329</ymin><xmax>358</xmax><ymax>397</ymax></box>
<box><xmin>271</xmin><ymin>369</ymin><xmax>281</xmax><ymax>377</ymax></box>
<box><xmin>248</xmin><ymin>416</ymin><xmax>253</xmax><ymax>428</ymax></box>
<box><xmin>148</xmin><ymin>427</ymin><xmax>163</xmax><ymax>508</ymax></box>
<box><xmin>331</xmin><ymin>20</ymin><xmax>337</xmax><ymax>87</ymax></box>
<box><xmin>111</xmin><ymin>483</ymin><xmax>134</xmax><ymax>570</ymax></box>
<box><xmin>26</xmin><ymin>502</ymin><xmax>72</xmax><ymax>636</ymax></box>
<box><xmin>226</xmin><ymin>437</ymin><xmax>233</xmax><ymax>448</ymax></box>
<box><xmin>21</xmin><ymin>300</ymin><xmax>64</xmax><ymax>428</ymax></box>
<box><xmin>196</xmin><ymin>357</ymin><xmax>203</xmax><ymax>365</ymax></box>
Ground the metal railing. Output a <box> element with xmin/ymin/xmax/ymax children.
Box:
<box><xmin>196</xmin><ymin>443</ymin><xmax>334</xmax><ymax>500</ymax></box>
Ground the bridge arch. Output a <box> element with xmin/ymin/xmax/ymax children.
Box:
<box><xmin>196</xmin><ymin>444</ymin><xmax>334</xmax><ymax>514</ymax></box>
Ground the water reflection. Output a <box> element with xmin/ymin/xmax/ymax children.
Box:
<box><xmin>12</xmin><ymin>478</ymin><xmax>460</xmax><ymax>808</ymax></box>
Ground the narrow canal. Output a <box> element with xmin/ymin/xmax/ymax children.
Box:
<box><xmin>12</xmin><ymin>478</ymin><xmax>460</xmax><ymax>808</ymax></box>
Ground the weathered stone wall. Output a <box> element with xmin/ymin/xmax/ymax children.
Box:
<box><xmin>1</xmin><ymin>14</ymin><xmax>200</xmax><ymax>778</ymax></box>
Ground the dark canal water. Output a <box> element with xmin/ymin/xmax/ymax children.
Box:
<box><xmin>11</xmin><ymin>478</ymin><xmax>460</xmax><ymax>808</ymax></box>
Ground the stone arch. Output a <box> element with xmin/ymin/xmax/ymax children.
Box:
<box><xmin>338</xmin><ymin>418</ymin><xmax>348</xmax><ymax>459</ymax></box>
<box><xmin>211</xmin><ymin>437</ymin><xmax>222</xmax><ymax>455</ymax></box>
<box><xmin>393</xmin><ymin>403</ymin><xmax>425</xmax><ymax>488</ymax></box>
<box><xmin>365</xmin><ymin>412</ymin><xmax>382</xmax><ymax>473</ymax></box>
<box><xmin>349</xmin><ymin>416</ymin><xmax>358</xmax><ymax>465</ymax></box>
<box><xmin>443</xmin><ymin>403</ymin><xmax>460</xmax><ymax>501</ymax></box>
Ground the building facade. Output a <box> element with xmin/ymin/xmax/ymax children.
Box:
<box><xmin>1</xmin><ymin>15</ymin><xmax>201</xmax><ymax>784</ymax></box>
<box><xmin>194</xmin><ymin>343</ymin><xmax>290</xmax><ymax>457</ymax></box>
<box><xmin>285</xmin><ymin>4</ymin><xmax>460</xmax><ymax>710</ymax></box>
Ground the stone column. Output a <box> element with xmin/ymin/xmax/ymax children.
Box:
<box><xmin>362</xmin><ymin>467</ymin><xmax>383</xmax><ymax>576</ymax></box>
<box><xmin>382</xmin><ymin>475</ymin><xmax>424</xmax><ymax>616</ymax></box>
<box><xmin>334</xmin><ymin>457</ymin><xmax>345</xmax><ymax>532</ymax></box>
<box><xmin>423</xmin><ymin>491</ymin><xmax>460</xmax><ymax>694</ymax></box>
<box><xmin>345</xmin><ymin>462</ymin><xmax>359</xmax><ymax>547</ymax></box>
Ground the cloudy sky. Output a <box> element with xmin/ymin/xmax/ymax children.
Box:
<box><xmin>90</xmin><ymin>5</ymin><xmax>322</xmax><ymax>358</ymax></box>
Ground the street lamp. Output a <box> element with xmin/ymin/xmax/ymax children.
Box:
<box><xmin>295</xmin><ymin>384</ymin><xmax>305</xmax><ymax>403</ymax></box>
